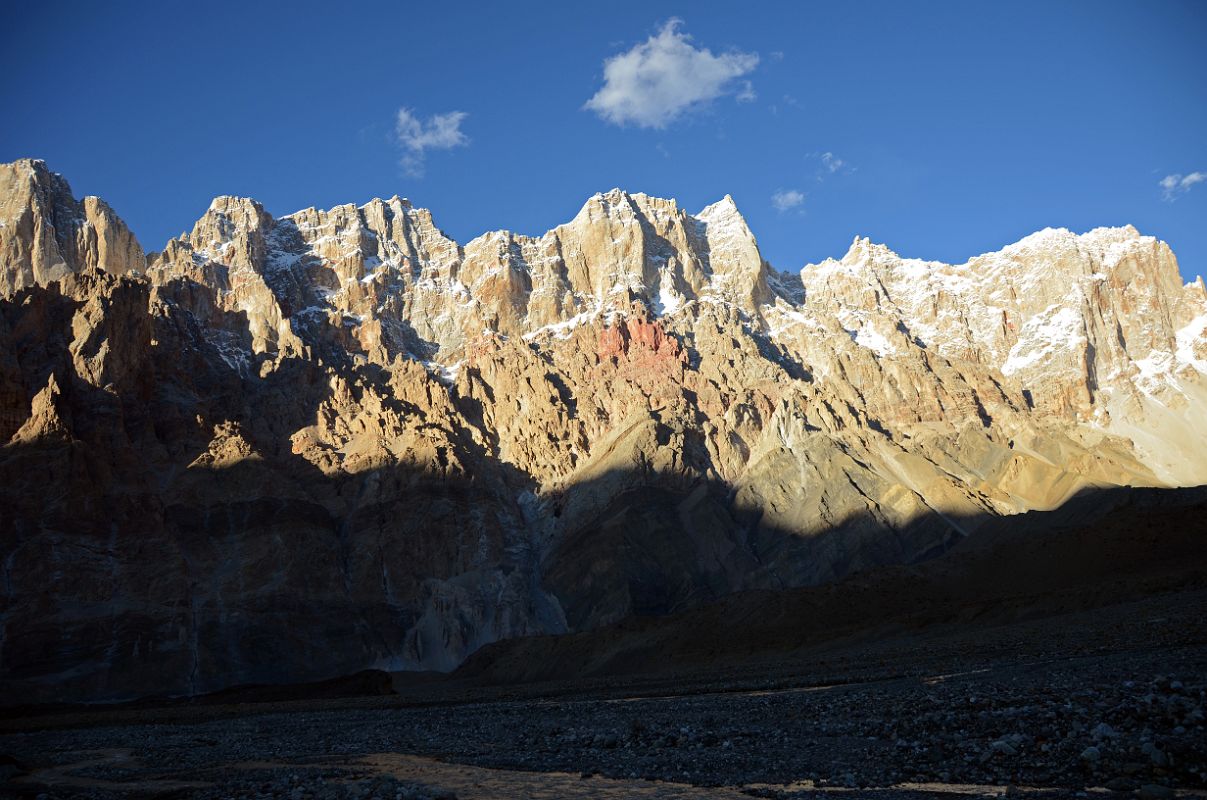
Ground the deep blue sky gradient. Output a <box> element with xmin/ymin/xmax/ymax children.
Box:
<box><xmin>2</xmin><ymin>1</ymin><xmax>1204</xmax><ymax>279</ymax></box>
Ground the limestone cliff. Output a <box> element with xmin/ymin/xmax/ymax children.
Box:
<box><xmin>1</xmin><ymin>158</ymin><xmax>1205</xmax><ymax>703</ymax></box>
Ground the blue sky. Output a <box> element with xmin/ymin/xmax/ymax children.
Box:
<box><xmin>2</xmin><ymin>1</ymin><xmax>1204</xmax><ymax>280</ymax></box>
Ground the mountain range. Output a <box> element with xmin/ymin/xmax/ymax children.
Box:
<box><xmin>1</xmin><ymin>158</ymin><xmax>1205</xmax><ymax>704</ymax></box>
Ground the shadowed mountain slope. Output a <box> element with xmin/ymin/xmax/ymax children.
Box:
<box><xmin>456</xmin><ymin>485</ymin><xmax>1207</xmax><ymax>688</ymax></box>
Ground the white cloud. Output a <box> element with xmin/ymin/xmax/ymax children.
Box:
<box><xmin>1160</xmin><ymin>171</ymin><xmax>1206</xmax><ymax>202</ymax></box>
<box><xmin>395</xmin><ymin>108</ymin><xmax>469</xmax><ymax>177</ymax></box>
<box><xmin>821</xmin><ymin>152</ymin><xmax>845</xmax><ymax>173</ymax></box>
<box><xmin>584</xmin><ymin>19</ymin><xmax>759</xmax><ymax>129</ymax></box>
<box><xmin>772</xmin><ymin>189</ymin><xmax>805</xmax><ymax>212</ymax></box>
<box><xmin>735</xmin><ymin>81</ymin><xmax>757</xmax><ymax>103</ymax></box>
<box><xmin>804</xmin><ymin>150</ymin><xmax>854</xmax><ymax>181</ymax></box>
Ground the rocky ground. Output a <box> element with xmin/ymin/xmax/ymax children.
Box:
<box><xmin>3</xmin><ymin>588</ymin><xmax>1205</xmax><ymax>800</ymax></box>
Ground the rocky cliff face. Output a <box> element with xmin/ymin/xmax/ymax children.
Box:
<box><xmin>1</xmin><ymin>158</ymin><xmax>1205</xmax><ymax>703</ymax></box>
<box><xmin>0</xmin><ymin>160</ymin><xmax>144</xmax><ymax>297</ymax></box>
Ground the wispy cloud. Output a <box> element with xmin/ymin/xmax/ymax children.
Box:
<box><xmin>584</xmin><ymin>19</ymin><xmax>759</xmax><ymax>129</ymax></box>
<box><xmin>769</xmin><ymin>94</ymin><xmax>799</xmax><ymax>117</ymax></box>
<box><xmin>807</xmin><ymin>150</ymin><xmax>852</xmax><ymax>180</ymax></box>
<box><xmin>395</xmin><ymin>108</ymin><xmax>469</xmax><ymax>177</ymax></box>
<box><xmin>772</xmin><ymin>188</ymin><xmax>805</xmax><ymax>212</ymax></box>
<box><xmin>1160</xmin><ymin>171</ymin><xmax>1206</xmax><ymax>202</ymax></box>
<box><xmin>820</xmin><ymin>152</ymin><xmax>845</xmax><ymax>173</ymax></box>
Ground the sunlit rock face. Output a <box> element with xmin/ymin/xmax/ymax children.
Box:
<box><xmin>2</xmin><ymin>158</ymin><xmax>1206</xmax><ymax>702</ymax></box>
<box><xmin>0</xmin><ymin>160</ymin><xmax>144</xmax><ymax>296</ymax></box>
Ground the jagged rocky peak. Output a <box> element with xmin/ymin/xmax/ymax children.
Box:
<box><xmin>200</xmin><ymin>195</ymin><xmax>275</xmax><ymax>236</ymax></box>
<box><xmin>693</xmin><ymin>194</ymin><xmax>771</xmax><ymax>308</ymax></box>
<box><xmin>167</xmin><ymin>195</ymin><xmax>276</xmax><ymax>272</ymax></box>
<box><xmin>135</xmin><ymin>180</ymin><xmax>780</xmax><ymax>365</ymax></box>
<box><xmin>793</xmin><ymin>223</ymin><xmax>1207</xmax><ymax>480</ymax></box>
<box><xmin>0</xmin><ymin>159</ymin><xmax>145</xmax><ymax>295</ymax></box>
